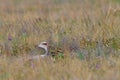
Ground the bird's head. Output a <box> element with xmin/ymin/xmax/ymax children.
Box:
<box><xmin>38</xmin><ymin>42</ymin><xmax>48</xmax><ymax>50</ymax></box>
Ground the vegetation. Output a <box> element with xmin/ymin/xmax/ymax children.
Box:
<box><xmin>0</xmin><ymin>0</ymin><xmax>120</xmax><ymax>80</ymax></box>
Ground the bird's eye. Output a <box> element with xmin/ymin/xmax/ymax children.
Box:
<box><xmin>42</xmin><ymin>43</ymin><xmax>47</xmax><ymax>45</ymax></box>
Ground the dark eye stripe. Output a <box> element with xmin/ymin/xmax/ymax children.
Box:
<box><xmin>43</xmin><ymin>43</ymin><xmax>47</xmax><ymax>45</ymax></box>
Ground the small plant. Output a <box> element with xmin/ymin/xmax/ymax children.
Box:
<box><xmin>0</xmin><ymin>44</ymin><xmax>3</xmax><ymax>55</ymax></box>
<box><xmin>76</xmin><ymin>51</ymin><xmax>84</xmax><ymax>60</ymax></box>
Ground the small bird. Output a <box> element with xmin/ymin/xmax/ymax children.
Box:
<box><xmin>38</xmin><ymin>41</ymin><xmax>48</xmax><ymax>57</ymax></box>
<box><xmin>29</xmin><ymin>42</ymin><xmax>48</xmax><ymax>60</ymax></box>
<box><xmin>29</xmin><ymin>41</ymin><xmax>64</xmax><ymax>60</ymax></box>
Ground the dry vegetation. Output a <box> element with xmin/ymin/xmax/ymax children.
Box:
<box><xmin>0</xmin><ymin>0</ymin><xmax>120</xmax><ymax>80</ymax></box>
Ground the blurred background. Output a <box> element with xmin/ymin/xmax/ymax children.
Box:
<box><xmin>0</xmin><ymin>0</ymin><xmax>120</xmax><ymax>80</ymax></box>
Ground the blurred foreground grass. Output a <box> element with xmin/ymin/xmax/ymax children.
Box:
<box><xmin>0</xmin><ymin>55</ymin><xmax>120</xmax><ymax>80</ymax></box>
<box><xmin>0</xmin><ymin>0</ymin><xmax>120</xmax><ymax>80</ymax></box>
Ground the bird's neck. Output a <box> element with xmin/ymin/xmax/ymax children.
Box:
<box><xmin>44</xmin><ymin>47</ymin><xmax>48</xmax><ymax>55</ymax></box>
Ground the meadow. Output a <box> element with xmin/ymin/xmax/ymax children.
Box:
<box><xmin>0</xmin><ymin>0</ymin><xmax>120</xmax><ymax>80</ymax></box>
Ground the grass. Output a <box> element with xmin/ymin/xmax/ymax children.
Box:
<box><xmin>0</xmin><ymin>0</ymin><xmax>120</xmax><ymax>80</ymax></box>
<box><xmin>0</xmin><ymin>55</ymin><xmax>120</xmax><ymax>80</ymax></box>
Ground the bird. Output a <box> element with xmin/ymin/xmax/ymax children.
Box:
<box><xmin>28</xmin><ymin>42</ymin><xmax>48</xmax><ymax>60</ymax></box>
<box><xmin>38</xmin><ymin>41</ymin><xmax>48</xmax><ymax>57</ymax></box>
<box><xmin>29</xmin><ymin>41</ymin><xmax>64</xmax><ymax>60</ymax></box>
